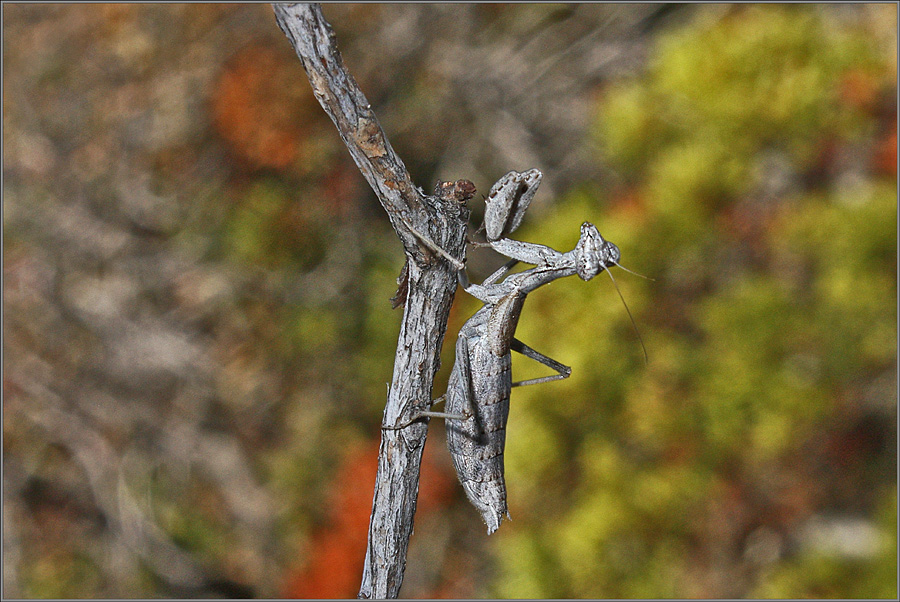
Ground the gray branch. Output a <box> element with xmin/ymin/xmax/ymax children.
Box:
<box><xmin>273</xmin><ymin>4</ymin><xmax>469</xmax><ymax>598</ymax></box>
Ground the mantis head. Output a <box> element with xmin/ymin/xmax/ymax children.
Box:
<box><xmin>574</xmin><ymin>222</ymin><xmax>619</xmax><ymax>281</ymax></box>
<box><xmin>574</xmin><ymin>222</ymin><xmax>648</xmax><ymax>363</ymax></box>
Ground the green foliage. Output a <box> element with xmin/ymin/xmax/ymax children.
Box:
<box><xmin>23</xmin><ymin>551</ymin><xmax>103</xmax><ymax>599</ymax></box>
<box><xmin>599</xmin><ymin>6</ymin><xmax>885</xmax><ymax>181</ymax></box>
<box><xmin>772</xmin><ymin>184</ymin><xmax>897</xmax><ymax>377</ymax></box>
<box><xmin>753</xmin><ymin>490</ymin><xmax>897</xmax><ymax>598</ymax></box>
<box><xmin>353</xmin><ymin>240</ymin><xmax>406</xmax><ymax>415</ymax></box>
<box><xmin>223</xmin><ymin>178</ymin><xmax>329</xmax><ymax>271</ymax></box>
<box><xmin>498</xmin><ymin>5</ymin><xmax>897</xmax><ymax>599</ymax></box>
<box><xmin>7</xmin><ymin>5</ymin><xmax>893</xmax><ymax>599</ymax></box>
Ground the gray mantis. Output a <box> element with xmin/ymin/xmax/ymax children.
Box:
<box><xmin>395</xmin><ymin>169</ymin><xmax>627</xmax><ymax>534</ymax></box>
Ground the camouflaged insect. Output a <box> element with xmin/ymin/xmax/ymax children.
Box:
<box><xmin>401</xmin><ymin>170</ymin><xmax>622</xmax><ymax>534</ymax></box>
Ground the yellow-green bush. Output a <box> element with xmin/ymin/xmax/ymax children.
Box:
<box><xmin>497</xmin><ymin>6</ymin><xmax>896</xmax><ymax>598</ymax></box>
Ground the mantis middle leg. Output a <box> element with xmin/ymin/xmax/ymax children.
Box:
<box><xmin>510</xmin><ymin>338</ymin><xmax>571</xmax><ymax>387</ymax></box>
<box><xmin>459</xmin><ymin>257</ymin><xmax>519</xmax><ymax>293</ymax></box>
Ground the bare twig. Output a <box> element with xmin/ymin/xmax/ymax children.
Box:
<box><xmin>273</xmin><ymin>4</ymin><xmax>470</xmax><ymax>598</ymax></box>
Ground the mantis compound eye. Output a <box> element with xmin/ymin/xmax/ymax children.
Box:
<box><xmin>575</xmin><ymin>222</ymin><xmax>615</xmax><ymax>281</ymax></box>
<box><xmin>607</xmin><ymin>241</ymin><xmax>621</xmax><ymax>266</ymax></box>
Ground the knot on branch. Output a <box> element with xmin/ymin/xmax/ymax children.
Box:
<box><xmin>355</xmin><ymin>115</ymin><xmax>388</xmax><ymax>158</ymax></box>
<box><xmin>434</xmin><ymin>179</ymin><xmax>476</xmax><ymax>204</ymax></box>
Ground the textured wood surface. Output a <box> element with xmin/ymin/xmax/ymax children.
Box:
<box><xmin>274</xmin><ymin>4</ymin><xmax>469</xmax><ymax>598</ymax></box>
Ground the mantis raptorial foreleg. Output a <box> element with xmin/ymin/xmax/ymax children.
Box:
<box><xmin>483</xmin><ymin>169</ymin><xmax>542</xmax><ymax>241</ymax></box>
<box><xmin>399</xmin><ymin>168</ymin><xmax>545</xmax><ymax>282</ymax></box>
<box><xmin>483</xmin><ymin>237</ymin><xmax>559</xmax><ymax>266</ymax></box>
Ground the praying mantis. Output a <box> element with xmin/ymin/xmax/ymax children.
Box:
<box><xmin>391</xmin><ymin>169</ymin><xmax>637</xmax><ymax>534</ymax></box>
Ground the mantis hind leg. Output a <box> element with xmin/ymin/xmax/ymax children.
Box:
<box><xmin>510</xmin><ymin>338</ymin><xmax>571</xmax><ymax>387</ymax></box>
<box><xmin>382</xmin><ymin>334</ymin><xmax>475</xmax><ymax>430</ymax></box>
<box><xmin>381</xmin><ymin>394</ymin><xmax>468</xmax><ymax>430</ymax></box>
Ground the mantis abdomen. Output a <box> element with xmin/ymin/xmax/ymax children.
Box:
<box><xmin>445</xmin><ymin>299</ymin><xmax>522</xmax><ymax>534</ymax></box>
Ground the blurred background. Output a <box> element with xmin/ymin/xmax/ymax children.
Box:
<box><xmin>2</xmin><ymin>4</ymin><xmax>896</xmax><ymax>599</ymax></box>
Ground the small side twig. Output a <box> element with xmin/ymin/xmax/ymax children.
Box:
<box><xmin>273</xmin><ymin>4</ymin><xmax>469</xmax><ymax>598</ymax></box>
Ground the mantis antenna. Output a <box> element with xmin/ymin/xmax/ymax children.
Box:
<box><xmin>612</xmin><ymin>260</ymin><xmax>654</xmax><ymax>281</ymax></box>
<box><xmin>605</xmin><ymin>266</ymin><xmax>649</xmax><ymax>365</ymax></box>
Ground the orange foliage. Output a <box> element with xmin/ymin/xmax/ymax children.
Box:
<box><xmin>873</xmin><ymin>124</ymin><xmax>897</xmax><ymax>177</ymax></box>
<box><xmin>212</xmin><ymin>43</ymin><xmax>313</xmax><ymax>170</ymax></box>
<box><xmin>416</xmin><ymin>438</ymin><xmax>457</xmax><ymax>517</ymax></box>
<box><xmin>609</xmin><ymin>186</ymin><xmax>649</xmax><ymax>224</ymax></box>
<box><xmin>280</xmin><ymin>442</ymin><xmax>375</xmax><ymax>599</ymax></box>
<box><xmin>99</xmin><ymin>4</ymin><xmax>139</xmax><ymax>31</ymax></box>
<box><xmin>281</xmin><ymin>438</ymin><xmax>456</xmax><ymax>598</ymax></box>
<box><xmin>838</xmin><ymin>70</ymin><xmax>880</xmax><ymax>113</ymax></box>
<box><xmin>321</xmin><ymin>163</ymin><xmax>364</xmax><ymax>219</ymax></box>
